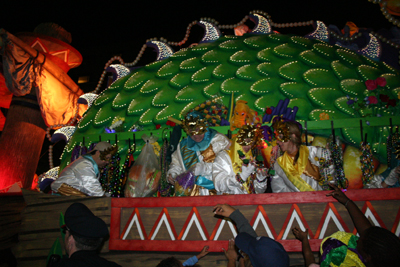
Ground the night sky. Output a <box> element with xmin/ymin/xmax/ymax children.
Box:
<box><xmin>2</xmin><ymin>0</ymin><xmax>395</xmax><ymax>87</ymax></box>
<box><xmin>1</xmin><ymin>0</ymin><xmax>397</xmax><ymax>174</ymax></box>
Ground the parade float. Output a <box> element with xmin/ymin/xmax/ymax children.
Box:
<box><xmin>3</xmin><ymin>8</ymin><xmax>400</xmax><ymax>267</ymax></box>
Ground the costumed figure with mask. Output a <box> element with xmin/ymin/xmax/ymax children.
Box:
<box><xmin>51</xmin><ymin>142</ymin><xmax>118</xmax><ymax>196</ymax></box>
<box><xmin>227</xmin><ymin>125</ymin><xmax>269</xmax><ymax>194</ymax></box>
<box><xmin>167</xmin><ymin>112</ymin><xmax>239</xmax><ymax>196</ymax></box>
<box><xmin>270</xmin><ymin>118</ymin><xmax>336</xmax><ymax>193</ymax></box>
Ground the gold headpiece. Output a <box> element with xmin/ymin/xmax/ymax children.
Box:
<box><xmin>236</xmin><ymin>125</ymin><xmax>264</xmax><ymax>148</ymax></box>
<box><xmin>272</xmin><ymin>119</ymin><xmax>290</xmax><ymax>142</ymax></box>
<box><xmin>182</xmin><ymin>116</ymin><xmax>208</xmax><ymax>136</ymax></box>
<box><xmin>99</xmin><ymin>145</ymin><xmax>118</xmax><ymax>160</ymax></box>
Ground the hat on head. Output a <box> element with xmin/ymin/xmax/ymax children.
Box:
<box><xmin>88</xmin><ymin>142</ymin><xmax>118</xmax><ymax>160</ymax></box>
<box><xmin>64</xmin><ymin>202</ymin><xmax>108</xmax><ymax>239</ymax></box>
<box><xmin>319</xmin><ymin>231</ymin><xmax>365</xmax><ymax>267</ymax></box>
<box><xmin>235</xmin><ymin>232</ymin><xmax>290</xmax><ymax>267</ymax></box>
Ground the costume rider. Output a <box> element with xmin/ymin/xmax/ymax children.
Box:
<box><xmin>51</xmin><ymin>142</ymin><xmax>117</xmax><ymax>196</ymax></box>
<box><xmin>167</xmin><ymin>112</ymin><xmax>241</xmax><ymax>195</ymax></box>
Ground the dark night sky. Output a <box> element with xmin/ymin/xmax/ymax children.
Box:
<box><xmin>1</xmin><ymin>0</ymin><xmax>398</xmax><ymax>174</ymax></box>
<box><xmin>1</xmin><ymin>0</ymin><xmax>396</xmax><ymax>87</ymax></box>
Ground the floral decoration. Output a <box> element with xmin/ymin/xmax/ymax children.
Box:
<box><xmin>346</xmin><ymin>77</ymin><xmax>399</xmax><ymax>117</ymax></box>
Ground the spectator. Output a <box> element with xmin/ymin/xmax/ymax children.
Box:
<box><xmin>155</xmin><ymin>245</ymin><xmax>210</xmax><ymax>267</ymax></box>
<box><xmin>49</xmin><ymin>202</ymin><xmax>120</xmax><ymax>267</ymax></box>
<box><xmin>223</xmin><ymin>239</ymin><xmax>248</xmax><ymax>267</ymax></box>
<box><xmin>213</xmin><ymin>204</ymin><xmax>289</xmax><ymax>267</ymax></box>
<box><xmin>293</xmin><ymin>183</ymin><xmax>400</xmax><ymax>267</ymax></box>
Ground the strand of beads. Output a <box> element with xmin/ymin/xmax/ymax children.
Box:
<box><xmin>391</xmin><ymin>129</ymin><xmax>400</xmax><ymax>161</ymax></box>
<box><xmin>370</xmin><ymin>31</ymin><xmax>400</xmax><ymax>49</ymax></box>
<box><xmin>375</xmin><ymin>0</ymin><xmax>400</xmax><ymax>27</ymax></box>
<box><xmin>387</xmin><ymin>133</ymin><xmax>393</xmax><ymax>168</ymax></box>
<box><xmin>272</xmin><ymin>20</ymin><xmax>314</xmax><ymax>28</ymax></box>
<box><xmin>48</xmin><ymin>145</ymin><xmax>54</xmax><ymax>169</ymax></box>
<box><xmin>108</xmin><ymin>150</ymin><xmax>122</xmax><ymax>197</ymax></box>
<box><xmin>235</xmin><ymin>172</ymin><xmax>245</xmax><ymax>184</ymax></box>
<box><xmin>93</xmin><ymin>56</ymin><xmax>124</xmax><ymax>94</ymax></box>
<box><xmin>328</xmin><ymin>140</ymin><xmax>348</xmax><ymax>189</ymax></box>
<box><xmin>46</xmin><ymin>102</ymin><xmax>82</xmax><ymax>169</ymax></box>
<box><xmin>125</xmin><ymin>43</ymin><xmax>150</xmax><ymax>67</ymax></box>
<box><xmin>360</xmin><ymin>141</ymin><xmax>374</xmax><ymax>186</ymax></box>
<box><xmin>119</xmin><ymin>145</ymin><xmax>135</xmax><ymax>197</ymax></box>
<box><xmin>100</xmin><ymin>165</ymin><xmax>109</xmax><ymax>192</ymax></box>
<box><xmin>219</xmin><ymin>15</ymin><xmax>248</xmax><ymax>30</ymax></box>
<box><xmin>248</xmin><ymin>173</ymin><xmax>255</xmax><ymax>194</ymax></box>
<box><xmin>368</xmin><ymin>0</ymin><xmax>400</xmax><ymax>65</ymax></box>
<box><xmin>328</xmin><ymin>30</ymin><xmax>363</xmax><ymax>42</ymax></box>
<box><xmin>158</xmin><ymin>138</ymin><xmax>173</xmax><ymax>197</ymax></box>
<box><xmin>167</xmin><ymin>21</ymin><xmax>198</xmax><ymax>46</ymax></box>
<box><xmin>317</xmin><ymin>149</ymin><xmax>334</xmax><ymax>190</ymax></box>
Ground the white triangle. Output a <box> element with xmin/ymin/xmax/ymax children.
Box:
<box><xmin>282</xmin><ymin>209</ymin><xmax>306</xmax><ymax>240</ymax></box>
<box><xmin>213</xmin><ymin>219</ymin><xmax>237</xmax><ymax>240</ymax></box>
<box><xmin>151</xmin><ymin>213</ymin><xmax>175</xmax><ymax>240</ymax></box>
<box><xmin>31</xmin><ymin>40</ymin><xmax>47</xmax><ymax>53</ymax></box>
<box><xmin>181</xmin><ymin>212</ymin><xmax>207</xmax><ymax>241</ymax></box>
<box><xmin>318</xmin><ymin>208</ymin><xmax>345</xmax><ymax>239</ymax></box>
<box><xmin>51</xmin><ymin>51</ymin><xmax>68</xmax><ymax>62</ymax></box>
<box><xmin>364</xmin><ymin>207</ymin><xmax>381</xmax><ymax>227</ymax></box>
<box><xmin>395</xmin><ymin>220</ymin><xmax>400</xmax><ymax>237</ymax></box>
<box><xmin>122</xmin><ymin>212</ymin><xmax>144</xmax><ymax>240</ymax></box>
<box><xmin>253</xmin><ymin>210</ymin><xmax>275</xmax><ymax>239</ymax></box>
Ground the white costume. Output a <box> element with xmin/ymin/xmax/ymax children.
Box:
<box><xmin>168</xmin><ymin>132</ymin><xmax>245</xmax><ymax>195</ymax></box>
<box><xmin>51</xmin><ymin>156</ymin><xmax>105</xmax><ymax>196</ymax></box>
<box><xmin>364</xmin><ymin>167</ymin><xmax>399</xmax><ymax>189</ymax></box>
<box><xmin>271</xmin><ymin>146</ymin><xmax>335</xmax><ymax>193</ymax></box>
<box><xmin>227</xmin><ymin>138</ymin><xmax>268</xmax><ymax>194</ymax></box>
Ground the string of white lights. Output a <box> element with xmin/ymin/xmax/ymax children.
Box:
<box><xmin>46</xmin><ymin>7</ymin><xmax>400</xmax><ymax>169</ymax></box>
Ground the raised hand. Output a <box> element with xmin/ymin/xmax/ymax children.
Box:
<box><xmin>213</xmin><ymin>204</ymin><xmax>236</xmax><ymax>218</ymax></box>
<box><xmin>223</xmin><ymin>239</ymin><xmax>237</xmax><ymax>263</ymax></box>
<box><xmin>326</xmin><ymin>183</ymin><xmax>349</xmax><ymax>205</ymax></box>
<box><xmin>197</xmin><ymin>245</ymin><xmax>209</xmax><ymax>259</ymax></box>
<box><xmin>167</xmin><ymin>174</ymin><xmax>175</xmax><ymax>184</ymax></box>
<box><xmin>292</xmin><ymin>226</ymin><xmax>308</xmax><ymax>242</ymax></box>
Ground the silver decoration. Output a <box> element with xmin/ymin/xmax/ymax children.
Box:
<box><xmin>106</xmin><ymin>64</ymin><xmax>131</xmax><ymax>82</ymax></box>
<box><xmin>198</xmin><ymin>21</ymin><xmax>221</xmax><ymax>43</ymax></box>
<box><xmin>249</xmin><ymin>14</ymin><xmax>271</xmax><ymax>34</ymax></box>
<box><xmin>39</xmin><ymin>166</ymin><xmax>60</xmax><ymax>182</ymax></box>
<box><xmin>78</xmin><ymin>93</ymin><xmax>99</xmax><ymax>107</ymax></box>
<box><xmin>305</xmin><ymin>21</ymin><xmax>329</xmax><ymax>42</ymax></box>
<box><xmin>51</xmin><ymin>126</ymin><xmax>77</xmax><ymax>143</ymax></box>
<box><xmin>146</xmin><ymin>41</ymin><xmax>174</xmax><ymax>61</ymax></box>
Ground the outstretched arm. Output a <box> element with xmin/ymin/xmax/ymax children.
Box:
<box><xmin>223</xmin><ymin>239</ymin><xmax>237</xmax><ymax>267</ymax></box>
<box><xmin>293</xmin><ymin>227</ymin><xmax>315</xmax><ymax>267</ymax></box>
<box><xmin>326</xmin><ymin>184</ymin><xmax>372</xmax><ymax>236</ymax></box>
<box><xmin>196</xmin><ymin>245</ymin><xmax>209</xmax><ymax>260</ymax></box>
<box><xmin>214</xmin><ymin>204</ymin><xmax>257</xmax><ymax>237</ymax></box>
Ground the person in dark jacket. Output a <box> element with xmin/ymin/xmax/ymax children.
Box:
<box><xmin>49</xmin><ymin>202</ymin><xmax>121</xmax><ymax>267</ymax></box>
<box><xmin>213</xmin><ymin>204</ymin><xmax>290</xmax><ymax>267</ymax></box>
